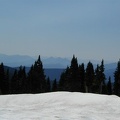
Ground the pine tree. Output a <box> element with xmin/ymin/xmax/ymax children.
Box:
<box><xmin>52</xmin><ymin>79</ymin><xmax>57</xmax><ymax>92</ymax></box>
<box><xmin>93</xmin><ymin>64</ymin><xmax>100</xmax><ymax>93</ymax></box>
<box><xmin>85</xmin><ymin>61</ymin><xmax>94</xmax><ymax>93</ymax></box>
<box><xmin>69</xmin><ymin>55</ymin><xmax>80</xmax><ymax>91</ymax></box>
<box><xmin>78</xmin><ymin>63</ymin><xmax>86</xmax><ymax>92</ymax></box>
<box><xmin>0</xmin><ymin>63</ymin><xmax>10</xmax><ymax>94</ymax></box>
<box><xmin>59</xmin><ymin>67</ymin><xmax>70</xmax><ymax>91</ymax></box>
<box><xmin>107</xmin><ymin>77</ymin><xmax>112</xmax><ymax>95</ymax></box>
<box><xmin>99</xmin><ymin>60</ymin><xmax>106</xmax><ymax>94</ymax></box>
<box><xmin>11</xmin><ymin>69</ymin><xmax>18</xmax><ymax>94</ymax></box>
<box><xmin>59</xmin><ymin>71</ymin><xmax>65</xmax><ymax>91</ymax></box>
<box><xmin>17</xmin><ymin>66</ymin><xmax>23</xmax><ymax>93</ymax></box>
<box><xmin>59</xmin><ymin>56</ymin><xmax>86</xmax><ymax>92</ymax></box>
<box><xmin>0</xmin><ymin>63</ymin><xmax>5</xmax><ymax>94</ymax></box>
<box><xmin>4</xmin><ymin>69</ymin><xmax>10</xmax><ymax>94</ymax></box>
<box><xmin>17</xmin><ymin>66</ymin><xmax>27</xmax><ymax>93</ymax></box>
<box><xmin>93</xmin><ymin>60</ymin><xmax>106</xmax><ymax>94</ymax></box>
<box><xmin>27</xmin><ymin>55</ymin><xmax>46</xmax><ymax>93</ymax></box>
<box><xmin>27</xmin><ymin>64</ymin><xmax>34</xmax><ymax>93</ymax></box>
<box><xmin>22</xmin><ymin>66</ymin><xmax>27</xmax><ymax>93</ymax></box>
<box><xmin>114</xmin><ymin>59</ymin><xmax>120</xmax><ymax>96</ymax></box>
<box><xmin>46</xmin><ymin>77</ymin><xmax>51</xmax><ymax>92</ymax></box>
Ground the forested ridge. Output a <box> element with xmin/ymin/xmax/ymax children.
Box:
<box><xmin>0</xmin><ymin>55</ymin><xmax>120</xmax><ymax>96</ymax></box>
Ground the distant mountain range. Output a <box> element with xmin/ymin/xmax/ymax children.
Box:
<box><xmin>0</xmin><ymin>53</ymin><xmax>70</xmax><ymax>68</ymax></box>
<box><xmin>0</xmin><ymin>53</ymin><xmax>117</xmax><ymax>82</ymax></box>
<box><xmin>0</xmin><ymin>53</ymin><xmax>35</xmax><ymax>67</ymax></box>
<box><xmin>0</xmin><ymin>53</ymin><xmax>117</xmax><ymax>68</ymax></box>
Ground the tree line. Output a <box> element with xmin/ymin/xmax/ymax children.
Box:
<box><xmin>0</xmin><ymin>55</ymin><xmax>120</xmax><ymax>96</ymax></box>
<box><xmin>0</xmin><ymin>56</ymin><xmax>51</xmax><ymax>94</ymax></box>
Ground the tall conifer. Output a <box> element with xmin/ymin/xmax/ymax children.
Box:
<box><xmin>114</xmin><ymin>59</ymin><xmax>120</xmax><ymax>96</ymax></box>
<box><xmin>85</xmin><ymin>61</ymin><xmax>94</xmax><ymax>93</ymax></box>
<box><xmin>107</xmin><ymin>77</ymin><xmax>112</xmax><ymax>95</ymax></box>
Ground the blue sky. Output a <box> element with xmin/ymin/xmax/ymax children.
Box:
<box><xmin>0</xmin><ymin>0</ymin><xmax>120</xmax><ymax>61</ymax></box>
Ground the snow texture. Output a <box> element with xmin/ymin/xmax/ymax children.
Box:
<box><xmin>0</xmin><ymin>92</ymin><xmax>120</xmax><ymax>120</ymax></box>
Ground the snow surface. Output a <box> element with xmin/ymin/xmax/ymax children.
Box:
<box><xmin>0</xmin><ymin>92</ymin><xmax>120</xmax><ymax>120</ymax></box>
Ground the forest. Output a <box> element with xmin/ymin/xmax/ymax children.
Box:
<box><xmin>0</xmin><ymin>55</ymin><xmax>120</xmax><ymax>96</ymax></box>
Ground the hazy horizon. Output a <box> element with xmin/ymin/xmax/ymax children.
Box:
<box><xmin>0</xmin><ymin>51</ymin><xmax>118</xmax><ymax>63</ymax></box>
<box><xmin>0</xmin><ymin>0</ymin><xmax>120</xmax><ymax>61</ymax></box>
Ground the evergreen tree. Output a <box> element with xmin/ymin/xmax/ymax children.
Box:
<box><xmin>17</xmin><ymin>66</ymin><xmax>27</xmax><ymax>93</ymax></box>
<box><xmin>69</xmin><ymin>55</ymin><xmax>80</xmax><ymax>91</ymax></box>
<box><xmin>0</xmin><ymin>63</ymin><xmax>5</xmax><ymax>94</ymax></box>
<box><xmin>27</xmin><ymin>65</ymin><xmax>34</xmax><ymax>93</ymax></box>
<box><xmin>22</xmin><ymin>66</ymin><xmax>27</xmax><ymax>93</ymax></box>
<box><xmin>17</xmin><ymin>66</ymin><xmax>23</xmax><ymax>93</ymax></box>
<box><xmin>46</xmin><ymin>77</ymin><xmax>51</xmax><ymax>92</ymax></box>
<box><xmin>107</xmin><ymin>77</ymin><xmax>112</xmax><ymax>95</ymax></box>
<box><xmin>59</xmin><ymin>55</ymin><xmax>83</xmax><ymax>92</ymax></box>
<box><xmin>99</xmin><ymin>60</ymin><xmax>106</xmax><ymax>94</ymax></box>
<box><xmin>59</xmin><ymin>71</ymin><xmax>65</xmax><ymax>91</ymax></box>
<box><xmin>4</xmin><ymin>69</ymin><xmax>10</xmax><ymax>94</ymax></box>
<box><xmin>0</xmin><ymin>63</ymin><xmax>10</xmax><ymax>94</ymax></box>
<box><xmin>93</xmin><ymin>64</ymin><xmax>101</xmax><ymax>93</ymax></box>
<box><xmin>93</xmin><ymin>60</ymin><xmax>106</xmax><ymax>94</ymax></box>
<box><xmin>52</xmin><ymin>79</ymin><xmax>57</xmax><ymax>92</ymax></box>
<box><xmin>11</xmin><ymin>69</ymin><xmax>18</xmax><ymax>94</ymax></box>
<box><xmin>114</xmin><ymin>60</ymin><xmax>120</xmax><ymax>96</ymax></box>
<box><xmin>78</xmin><ymin>63</ymin><xmax>86</xmax><ymax>92</ymax></box>
<box><xmin>85</xmin><ymin>61</ymin><xmax>94</xmax><ymax>93</ymax></box>
<box><xmin>59</xmin><ymin>67</ymin><xmax>70</xmax><ymax>91</ymax></box>
<box><xmin>27</xmin><ymin>55</ymin><xmax>46</xmax><ymax>93</ymax></box>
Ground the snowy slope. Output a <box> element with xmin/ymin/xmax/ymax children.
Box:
<box><xmin>0</xmin><ymin>92</ymin><xmax>120</xmax><ymax>120</ymax></box>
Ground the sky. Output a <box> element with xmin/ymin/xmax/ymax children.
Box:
<box><xmin>0</xmin><ymin>0</ymin><xmax>120</xmax><ymax>61</ymax></box>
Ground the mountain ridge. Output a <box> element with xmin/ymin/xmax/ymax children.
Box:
<box><xmin>0</xmin><ymin>53</ymin><xmax>117</xmax><ymax>81</ymax></box>
<box><xmin>0</xmin><ymin>53</ymin><xmax>117</xmax><ymax>68</ymax></box>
